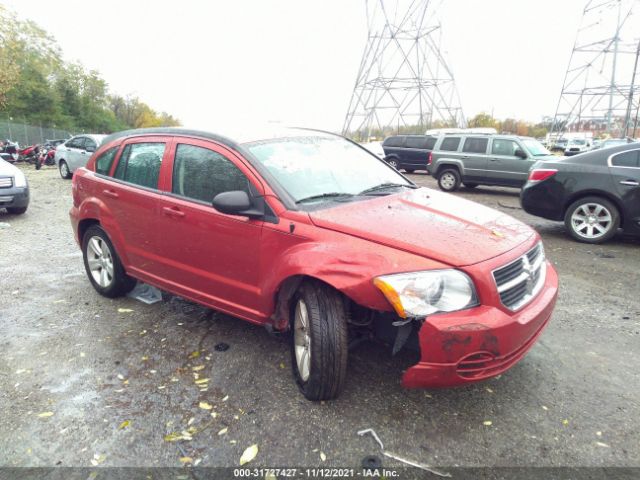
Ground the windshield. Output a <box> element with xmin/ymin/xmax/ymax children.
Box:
<box><xmin>568</xmin><ymin>139</ymin><xmax>586</xmax><ymax>146</ymax></box>
<box><xmin>522</xmin><ymin>139</ymin><xmax>551</xmax><ymax>156</ymax></box>
<box><xmin>245</xmin><ymin>135</ymin><xmax>413</xmax><ymax>204</ymax></box>
<box><xmin>603</xmin><ymin>139</ymin><xmax>627</xmax><ymax>148</ymax></box>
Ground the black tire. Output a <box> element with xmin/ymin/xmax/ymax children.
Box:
<box><xmin>437</xmin><ymin>168</ymin><xmax>461</xmax><ymax>192</ymax></box>
<box><xmin>405</xmin><ymin>169</ymin><xmax>415</xmax><ymax>173</ymax></box>
<box><xmin>82</xmin><ymin>225</ymin><xmax>136</xmax><ymax>297</ymax></box>
<box><xmin>7</xmin><ymin>206</ymin><xmax>27</xmax><ymax>215</ymax></box>
<box><xmin>59</xmin><ymin>160</ymin><xmax>72</xmax><ymax>179</ymax></box>
<box><xmin>463</xmin><ymin>183</ymin><xmax>478</xmax><ymax>189</ymax></box>
<box><xmin>386</xmin><ymin>158</ymin><xmax>399</xmax><ymax>170</ymax></box>
<box><xmin>564</xmin><ymin>196</ymin><xmax>620</xmax><ymax>244</ymax></box>
<box><xmin>290</xmin><ymin>280</ymin><xmax>348</xmax><ymax>401</ymax></box>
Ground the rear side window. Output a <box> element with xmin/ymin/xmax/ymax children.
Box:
<box><xmin>67</xmin><ymin>137</ymin><xmax>83</xmax><ymax>149</ymax></box>
<box><xmin>95</xmin><ymin>146</ymin><xmax>119</xmax><ymax>175</ymax></box>
<box><xmin>425</xmin><ymin>137</ymin><xmax>437</xmax><ymax>149</ymax></box>
<box><xmin>440</xmin><ymin>137</ymin><xmax>460</xmax><ymax>151</ymax></box>
<box><xmin>611</xmin><ymin>150</ymin><xmax>639</xmax><ymax>168</ymax></box>
<box><xmin>172</xmin><ymin>144</ymin><xmax>249</xmax><ymax>203</ymax></box>
<box><xmin>463</xmin><ymin>137</ymin><xmax>489</xmax><ymax>154</ymax></box>
<box><xmin>113</xmin><ymin>142</ymin><xmax>166</xmax><ymax>189</ymax></box>
<box><xmin>383</xmin><ymin>136</ymin><xmax>404</xmax><ymax>147</ymax></box>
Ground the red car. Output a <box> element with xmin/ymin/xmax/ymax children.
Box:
<box><xmin>70</xmin><ymin>127</ymin><xmax>558</xmax><ymax>400</ymax></box>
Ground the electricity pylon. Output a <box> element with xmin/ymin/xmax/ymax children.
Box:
<box><xmin>342</xmin><ymin>0</ymin><xmax>465</xmax><ymax>139</ymax></box>
<box><xmin>551</xmin><ymin>0</ymin><xmax>640</xmax><ymax>138</ymax></box>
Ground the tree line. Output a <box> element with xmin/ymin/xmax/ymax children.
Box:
<box><xmin>0</xmin><ymin>5</ymin><xmax>180</xmax><ymax>135</ymax></box>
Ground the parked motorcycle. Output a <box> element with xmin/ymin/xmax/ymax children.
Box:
<box><xmin>35</xmin><ymin>145</ymin><xmax>55</xmax><ymax>170</ymax></box>
<box><xmin>0</xmin><ymin>140</ymin><xmax>19</xmax><ymax>162</ymax></box>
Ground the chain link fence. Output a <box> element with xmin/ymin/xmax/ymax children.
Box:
<box><xmin>0</xmin><ymin>119</ymin><xmax>74</xmax><ymax>146</ymax></box>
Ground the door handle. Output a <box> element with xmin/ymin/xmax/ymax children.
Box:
<box><xmin>162</xmin><ymin>206</ymin><xmax>185</xmax><ymax>218</ymax></box>
<box><xmin>619</xmin><ymin>180</ymin><xmax>639</xmax><ymax>186</ymax></box>
<box><xmin>461</xmin><ymin>155</ymin><xmax>470</xmax><ymax>159</ymax></box>
<box><xmin>489</xmin><ymin>158</ymin><xmax>499</xmax><ymax>162</ymax></box>
<box><xmin>103</xmin><ymin>189</ymin><xmax>119</xmax><ymax>199</ymax></box>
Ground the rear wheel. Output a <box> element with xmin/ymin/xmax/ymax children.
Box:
<box><xmin>7</xmin><ymin>206</ymin><xmax>27</xmax><ymax>215</ymax></box>
<box><xmin>82</xmin><ymin>225</ymin><xmax>136</xmax><ymax>297</ymax></box>
<box><xmin>290</xmin><ymin>280</ymin><xmax>348</xmax><ymax>401</ymax></box>
<box><xmin>59</xmin><ymin>160</ymin><xmax>72</xmax><ymax>179</ymax></box>
<box><xmin>564</xmin><ymin>196</ymin><xmax>620</xmax><ymax>244</ymax></box>
<box><xmin>437</xmin><ymin>168</ymin><xmax>461</xmax><ymax>192</ymax></box>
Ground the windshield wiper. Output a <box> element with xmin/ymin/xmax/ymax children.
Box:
<box><xmin>358</xmin><ymin>183</ymin><xmax>416</xmax><ymax>195</ymax></box>
<box><xmin>295</xmin><ymin>192</ymin><xmax>354</xmax><ymax>204</ymax></box>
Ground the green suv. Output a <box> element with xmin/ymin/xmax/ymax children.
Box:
<box><xmin>427</xmin><ymin>134</ymin><xmax>556</xmax><ymax>192</ymax></box>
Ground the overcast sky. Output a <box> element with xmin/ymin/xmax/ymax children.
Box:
<box><xmin>5</xmin><ymin>0</ymin><xmax>587</xmax><ymax>131</ymax></box>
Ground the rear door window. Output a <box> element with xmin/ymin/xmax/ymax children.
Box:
<box><xmin>172</xmin><ymin>144</ymin><xmax>250</xmax><ymax>203</ymax></box>
<box><xmin>95</xmin><ymin>146</ymin><xmax>119</xmax><ymax>175</ymax></box>
<box><xmin>405</xmin><ymin>136</ymin><xmax>425</xmax><ymax>149</ymax></box>
<box><xmin>424</xmin><ymin>136</ymin><xmax>437</xmax><ymax>149</ymax></box>
<box><xmin>67</xmin><ymin>137</ymin><xmax>83</xmax><ymax>149</ymax></box>
<box><xmin>611</xmin><ymin>150</ymin><xmax>639</xmax><ymax>168</ymax></box>
<box><xmin>440</xmin><ymin>137</ymin><xmax>460</xmax><ymax>151</ymax></box>
<box><xmin>463</xmin><ymin>137</ymin><xmax>489</xmax><ymax>154</ymax></box>
<box><xmin>113</xmin><ymin>142</ymin><xmax>166</xmax><ymax>189</ymax></box>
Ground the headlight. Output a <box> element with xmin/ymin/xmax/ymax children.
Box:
<box><xmin>13</xmin><ymin>170</ymin><xmax>27</xmax><ymax>188</ymax></box>
<box><xmin>374</xmin><ymin>270</ymin><xmax>479</xmax><ymax>318</ymax></box>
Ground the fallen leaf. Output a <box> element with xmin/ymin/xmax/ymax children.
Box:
<box><xmin>218</xmin><ymin>427</ymin><xmax>228</xmax><ymax>435</ymax></box>
<box><xmin>189</xmin><ymin>351</ymin><xmax>201</xmax><ymax>359</ymax></box>
<box><xmin>118</xmin><ymin>420</ymin><xmax>130</xmax><ymax>430</ymax></box>
<box><xmin>37</xmin><ymin>412</ymin><xmax>54</xmax><ymax>418</ymax></box>
<box><xmin>210</xmin><ymin>412</ymin><xmax>218</xmax><ymax>418</ymax></box>
<box><xmin>596</xmin><ymin>442</ymin><xmax>609</xmax><ymax>448</ymax></box>
<box><xmin>91</xmin><ymin>453</ymin><xmax>106</xmax><ymax>466</ymax></box>
<box><xmin>279</xmin><ymin>362</ymin><xmax>285</xmax><ymax>369</ymax></box>
<box><xmin>80</xmin><ymin>352</ymin><xmax>86</xmax><ymax>358</ymax></box>
<box><xmin>265</xmin><ymin>473</ymin><xmax>277</xmax><ymax>480</ymax></box>
<box><xmin>239</xmin><ymin>444</ymin><xmax>258</xmax><ymax>465</ymax></box>
<box><xmin>118</xmin><ymin>308</ymin><xmax>134</xmax><ymax>313</ymax></box>
<box><xmin>542</xmin><ymin>406</ymin><xmax>548</xmax><ymax>411</ymax></box>
<box><xmin>195</xmin><ymin>378</ymin><xmax>209</xmax><ymax>385</ymax></box>
<box><xmin>199</xmin><ymin>401</ymin><xmax>213</xmax><ymax>410</ymax></box>
<box><xmin>164</xmin><ymin>432</ymin><xmax>189</xmax><ymax>442</ymax></box>
<box><xmin>222</xmin><ymin>395</ymin><xmax>229</xmax><ymax>402</ymax></box>
<box><xmin>179</xmin><ymin>457</ymin><xmax>193</xmax><ymax>464</ymax></box>
<box><xmin>117</xmin><ymin>374</ymin><xmax>125</xmax><ymax>380</ymax></box>
<box><xmin>483</xmin><ymin>420</ymin><xmax>492</xmax><ymax>426</ymax></box>
<box><xmin>563</xmin><ymin>419</ymin><xmax>569</xmax><ymax>426</ymax></box>
<box><xmin>141</xmin><ymin>356</ymin><xmax>149</xmax><ymax>361</ymax></box>
<box><xmin>192</xmin><ymin>365</ymin><xmax>205</xmax><ymax>371</ymax></box>
<box><xmin>596</xmin><ymin>431</ymin><xmax>602</xmax><ymax>437</ymax></box>
<box><xmin>320</xmin><ymin>452</ymin><xmax>327</xmax><ymax>461</ymax></box>
<box><xmin>485</xmin><ymin>387</ymin><xmax>494</xmax><ymax>393</ymax></box>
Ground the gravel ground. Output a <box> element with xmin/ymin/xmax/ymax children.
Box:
<box><xmin>0</xmin><ymin>166</ymin><xmax>639</xmax><ymax>472</ymax></box>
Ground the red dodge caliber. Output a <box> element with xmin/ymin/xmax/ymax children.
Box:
<box><xmin>70</xmin><ymin>127</ymin><xmax>558</xmax><ymax>400</ymax></box>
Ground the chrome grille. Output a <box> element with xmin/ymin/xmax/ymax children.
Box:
<box><xmin>0</xmin><ymin>177</ymin><xmax>12</xmax><ymax>188</ymax></box>
<box><xmin>492</xmin><ymin>243</ymin><xmax>546</xmax><ymax>311</ymax></box>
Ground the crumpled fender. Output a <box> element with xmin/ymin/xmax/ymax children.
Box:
<box><xmin>261</xmin><ymin>227</ymin><xmax>447</xmax><ymax>330</ymax></box>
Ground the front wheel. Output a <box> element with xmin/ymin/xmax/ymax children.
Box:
<box><xmin>59</xmin><ymin>160</ymin><xmax>72</xmax><ymax>179</ymax></box>
<box><xmin>386</xmin><ymin>158</ymin><xmax>399</xmax><ymax>170</ymax></box>
<box><xmin>7</xmin><ymin>206</ymin><xmax>27</xmax><ymax>215</ymax></box>
<box><xmin>564</xmin><ymin>196</ymin><xmax>620</xmax><ymax>244</ymax></box>
<box><xmin>82</xmin><ymin>225</ymin><xmax>136</xmax><ymax>297</ymax></box>
<box><xmin>437</xmin><ymin>168</ymin><xmax>461</xmax><ymax>192</ymax></box>
<box><xmin>290</xmin><ymin>281</ymin><xmax>348</xmax><ymax>401</ymax></box>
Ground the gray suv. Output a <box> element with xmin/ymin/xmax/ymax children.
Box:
<box><xmin>427</xmin><ymin>134</ymin><xmax>556</xmax><ymax>192</ymax></box>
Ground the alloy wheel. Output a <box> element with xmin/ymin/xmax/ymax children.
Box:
<box><xmin>86</xmin><ymin>236</ymin><xmax>114</xmax><ymax>288</ymax></box>
<box><xmin>294</xmin><ymin>299</ymin><xmax>312</xmax><ymax>382</ymax></box>
<box><xmin>570</xmin><ymin>202</ymin><xmax>613</xmax><ymax>240</ymax></box>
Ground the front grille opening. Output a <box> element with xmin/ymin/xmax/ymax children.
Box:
<box><xmin>492</xmin><ymin>243</ymin><xmax>545</xmax><ymax>311</ymax></box>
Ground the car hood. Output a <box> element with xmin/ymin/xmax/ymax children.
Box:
<box><xmin>0</xmin><ymin>158</ymin><xmax>18</xmax><ymax>176</ymax></box>
<box><xmin>308</xmin><ymin>188</ymin><xmax>535</xmax><ymax>267</ymax></box>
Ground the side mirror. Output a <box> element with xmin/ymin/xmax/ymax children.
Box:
<box><xmin>212</xmin><ymin>190</ymin><xmax>262</xmax><ymax>218</ymax></box>
<box><xmin>514</xmin><ymin>148</ymin><xmax>527</xmax><ymax>159</ymax></box>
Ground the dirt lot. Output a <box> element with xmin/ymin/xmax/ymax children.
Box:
<box><xmin>0</xmin><ymin>166</ymin><xmax>639</xmax><ymax>473</ymax></box>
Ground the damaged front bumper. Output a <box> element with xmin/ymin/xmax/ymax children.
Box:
<box><xmin>402</xmin><ymin>260</ymin><xmax>558</xmax><ymax>388</ymax></box>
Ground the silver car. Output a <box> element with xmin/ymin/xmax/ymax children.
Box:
<box><xmin>0</xmin><ymin>158</ymin><xmax>29</xmax><ymax>214</ymax></box>
<box><xmin>55</xmin><ymin>134</ymin><xmax>106</xmax><ymax>179</ymax></box>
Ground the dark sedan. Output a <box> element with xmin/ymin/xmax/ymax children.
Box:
<box><xmin>521</xmin><ymin>144</ymin><xmax>640</xmax><ymax>243</ymax></box>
